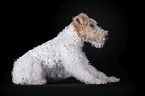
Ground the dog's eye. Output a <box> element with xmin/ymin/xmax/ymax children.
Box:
<box><xmin>90</xmin><ymin>24</ymin><xmax>94</xmax><ymax>28</ymax></box>
<box><xmin>76</xmin><ymin>18</ymin><xmax>80</xmax><ymax>23</ymax></box>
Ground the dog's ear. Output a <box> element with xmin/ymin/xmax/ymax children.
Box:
<box><xmin>72</xmin><ymin>13</ymin><xmax>89</xmax><ymax>32</ymax></box>
<box><xmin>76</xmin><ymin>18</ymin><xmax>81</xmax><ymax>24</ymax></box>
<box><xmin>77</xmin><ymin>13</ymin><xmax>89</xmax><ymax>23</ymax></box>
<box><xmin>72</xmin><ymin>16</ymin><xmax>81</xmax><ymax>32</ymax></box>
<box><xmin>73</xmin><ymin>13</ymin><xmax>89</xmax><ymax>24</ymax></box>
<box><xmin>73</xmin><ymin>17</ymin><xmax>81</xmax><ymax>26</ymax></box>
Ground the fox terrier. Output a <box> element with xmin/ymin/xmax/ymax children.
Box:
<box><xmin>12</xmin><ymin>13</ymin><xmax>120</xmax><ymax>85</ymax></box>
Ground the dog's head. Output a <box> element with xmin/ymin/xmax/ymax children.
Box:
<box><xmin>72</xmin><ymin>13</ymin><xmax>108</xmax><ymax>48</ymax></box>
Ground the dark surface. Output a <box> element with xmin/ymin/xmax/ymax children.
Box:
<box><xmin>2</xmin><ymin>82</ymin><xmax>135</xmax><ymax>96</ymax></box>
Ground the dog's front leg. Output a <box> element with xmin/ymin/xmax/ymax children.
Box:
<box><xmin>86</xmin><ymin>64</ymin><xmax>107</xmax><ymax>79</ymax></box>
<box><xmin>61</xmin><ymin>49</ymin><xmax>106</xmax><ymax>84</ymax></box>
<box><xmin>86</xmin><ymin>64</ymin><xmax>120</xmax><ymax>83</ymax></box>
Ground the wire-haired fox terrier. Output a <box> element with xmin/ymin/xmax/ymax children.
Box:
<box><xmin>12</xmin><ymin>13</ymin><xmax>120</xmax><ymax>85</ymax></box>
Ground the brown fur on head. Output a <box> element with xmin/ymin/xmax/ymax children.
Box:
<box><xmin>72</xmin><ymin>13</ymin><xmax>97</xmax><ymax>41</ymax></box>
<box><xmin>72</xmin><ymin>13</ymin><xmax>108</xmax><ymax>48</ymax></box>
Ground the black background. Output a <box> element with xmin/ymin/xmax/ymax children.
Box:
<box><xmin>1</xmin><ymin>0</ymin><xmax>141</xmax><ymax>96</ymax></box>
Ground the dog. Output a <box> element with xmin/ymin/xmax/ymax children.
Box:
<box><xmin>12</xmin><ymin>13</ymin><xmax>120</xmax><ymax>85</ymax></box>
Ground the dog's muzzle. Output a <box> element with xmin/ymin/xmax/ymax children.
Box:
<box><xmin>91</xmin><ymin>27</ymin><xmax>108</xmax><ymax>48</ymax></box>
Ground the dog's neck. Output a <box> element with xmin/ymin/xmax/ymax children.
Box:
<box><xmin>57</xmin><ymin>23</ymin><xmax>84</xmax><ymax>48</ymax></box>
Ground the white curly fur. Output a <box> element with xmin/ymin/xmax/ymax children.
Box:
<box><xmin>12</xmin><ymin>13</ymin><xmax>120</xmax><ymax>85</ymax></box>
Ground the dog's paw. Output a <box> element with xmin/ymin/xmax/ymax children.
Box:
<box><xmin>96</xmin><ymin>79</ymin><xmax>107</xmax><ymax>84</ymax></box>
<box><xmin>85</xmin><ymin>79</ymin><xmax>107</xmax><ymax>85</ymax></box>
<box><xmin>107</xmin><ymin>76</ymin><xmax>120</xmax><ymax>83</ymax></box>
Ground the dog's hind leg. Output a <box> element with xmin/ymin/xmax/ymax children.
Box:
<box><xmin>12</xmin><ymin>54</ymin><xmax>47</xmax><ymax>85</ymax></box>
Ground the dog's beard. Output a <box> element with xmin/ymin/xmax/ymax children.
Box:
<box><xmin>90</xmin><ymin>28</ymin><xmax>108</xmax><ymax>48</ymax></box>
<box><xmin>91</xmin><ymin>39</ymin><xmax>106</xmax><ymax>48</ymax></box>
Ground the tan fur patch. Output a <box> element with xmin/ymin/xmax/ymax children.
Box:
<box><xmin>72</xmin><ymin>13</ymin><xmax>99</xmax><ymax>42</ymax></box>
